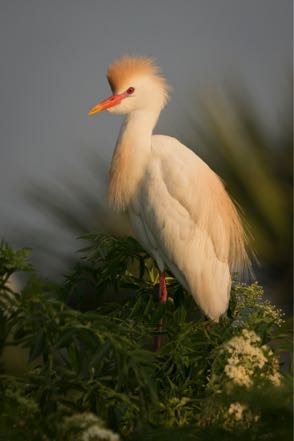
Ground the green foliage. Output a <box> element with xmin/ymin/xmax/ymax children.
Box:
<box><xmin>0</xmin><ymin>241</ymin><xmax>32</xmax><ymax>287</ymax></box>
<box><xmin>0</xmin><ymin>236</ymin><xmax>292</xmax><ymax>440</ymax></box>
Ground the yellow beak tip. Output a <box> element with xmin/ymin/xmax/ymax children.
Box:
<box><xmin>88</xmin><ymin>106</ymin><xmax>103</xmax><ymax>116</ymax></box>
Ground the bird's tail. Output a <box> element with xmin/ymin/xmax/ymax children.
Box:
<box><xmin>227</xmin><ymin>198</ymin><xmax>254</xmax><ymax>281</ymax></box>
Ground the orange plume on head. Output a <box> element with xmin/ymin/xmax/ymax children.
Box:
<box><xmin>107</xmin><ymin>55</ymin><xmax>170</xmax><ymax>100</ymax></box>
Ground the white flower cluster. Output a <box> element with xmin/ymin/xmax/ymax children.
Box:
<box><xmin>223</xmin><ymin>329</ymin><xmax>281</xmax><ymax>387</ymax></box>
<box><xmin>82</xmin><ymin>425</ymin><xmax>120</xmax><ymax>441</ymax></box>
<box><xmin>258</xmin><ymin>301</ymin><xmax>285</xmax><ymax>327</ymax></box>
<box><xmin>227</xmin><ymin>402</ymin><xmax>247</xmax><ymax>421</ymax></box>
<box><xmin>63</xmin><ymin>413</ymin><xmax>120</xmax><ymax>441</ymax></box>
<box><xmin>224</xmin><ymin>401</ymin><xmax>260</xmax><ymax>429</ymax></box>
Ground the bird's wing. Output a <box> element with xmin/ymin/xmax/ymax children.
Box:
<box><xmin>133</xmin><ymin>135</ymin><xmax>248</xmax><ymax>320</ymax></box>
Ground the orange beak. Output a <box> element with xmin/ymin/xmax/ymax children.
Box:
<box><xmin>88</xmin><ymin>93</ymin><xmax>126</xmax><ymax>116</ymax></box>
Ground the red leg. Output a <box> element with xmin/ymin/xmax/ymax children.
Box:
<box><xmin>154</xmin><ymin>271</ymin><xmax>168</xmax><ymax>351</ymax></box>
<box><xmin>159</xmin><ymin>271</ymin><xmax>167</xmax><ymax>304</ymax></box>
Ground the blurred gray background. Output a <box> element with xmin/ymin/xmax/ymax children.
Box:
<box><xmin>0</xmin><ymin>0</ymin><xmax>292</xmax><ymax>301</ymax></box>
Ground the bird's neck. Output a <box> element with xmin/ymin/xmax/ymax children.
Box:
<box><xmin>119</xmin><ymin>109</ymin><xmax>160</xmax><ymax>147</ymax></box>
<box><xmin>109</xmin><ymin>109</ymin><xmax>160</xmax><ymax>211</ymax></box>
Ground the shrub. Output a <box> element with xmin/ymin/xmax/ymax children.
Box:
<box><xmin>0</xmin><ymin>236</ymin><xmax>292</xmax><ymax>440</ymax></box>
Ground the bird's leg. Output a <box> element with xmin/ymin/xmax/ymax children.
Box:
<box><xmin>154</xmin><ymin>271</ymin><xmax>167</xmax><ymax>351</ymax></box>
<box><xmin>159</xmin><ymin>271</ymin><xmax>168</xmax><ymax>304</ymax></box>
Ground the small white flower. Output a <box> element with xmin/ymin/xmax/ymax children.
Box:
<box><xmin>241</xmin><ymin>329</ymin><xmax>260</xmax><ymax>343</ymax></box>
<box><xmin>227</xmin><ymin>402</ymin><xmax>247</xmax><ymax>421</ymax></box>
<box><xmin>63</xmin><ymin>413</ymin><xmax>121</xmax><ymax>441</ymax></box>
<box><xmin>225</xmin><ymin>364</ymin><xmax>252</xmax><ymax>387</ymax></box>
<box><xmin>268</xmin><ymin>371</ymin><xmax>282</xmax><ymax>386</ymax></box>
<box><xmin>258</xmin><ymin>302</ymin><xmax>285</xmax><ymax>327</ymax></box>
<box><xmin>82</xmin><ymin>425</ymin><xmax>120</xmax><ymax>441</ymax></box>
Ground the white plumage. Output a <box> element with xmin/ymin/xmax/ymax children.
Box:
<box><xmin>88</xmin><ymin>56</ymin><xmax>250</xmax><ymax>321</ymax></box>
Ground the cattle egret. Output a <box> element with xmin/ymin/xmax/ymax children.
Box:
<box><xmin>88</xmin><ymin>56</ymin><xmax>250</xmax><ymax>331</ymax></box>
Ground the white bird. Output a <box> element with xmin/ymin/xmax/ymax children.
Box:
<box><xmin>88</xmin><ymin>56</ymin><xmax>250</xmax><ymax>323</ymax></box>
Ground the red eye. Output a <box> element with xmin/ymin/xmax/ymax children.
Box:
<box><xmin>127</xmin><ymin>87</ymin><xmax>135</xmax><ymax>94</ymax></box>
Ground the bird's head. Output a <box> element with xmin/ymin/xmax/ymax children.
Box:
<box><xmin>88</xmin><ymin>56</ymin><xmax>170</xmax><ymax>116</ymax></box>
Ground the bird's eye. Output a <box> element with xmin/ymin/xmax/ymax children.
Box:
<box><xmin>127</xmin><ymin>87</ymin><xmax>135</xmax><ymax>95</ymax></box>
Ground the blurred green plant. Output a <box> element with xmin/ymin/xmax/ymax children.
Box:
<box><xmin>0</xmin><ymin>236</ymin><xmax>292</xmax><ymax>440</ymax></box>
